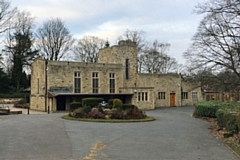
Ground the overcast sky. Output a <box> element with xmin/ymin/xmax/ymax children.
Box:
<box><xmin>10</xmin><ymin>0</ymin><xmax>206</xmax><ymax>64</ymax></box>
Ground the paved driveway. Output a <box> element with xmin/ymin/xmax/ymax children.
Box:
<box><xmin>0</xmin><ymin>107</ymin><xmax>239</xmax><ymax>160</ymax></box>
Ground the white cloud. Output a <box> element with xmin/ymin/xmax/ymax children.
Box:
<box><xmin>10</xmin><ymin>0</ymin><xmax>206</xmax><ymax>64</ymax></box>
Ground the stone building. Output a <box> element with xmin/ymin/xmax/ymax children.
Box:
<box><xmin>30</xmin><ymin>40</ymin><xmax>202</xmax><ymax>112</ymax></box>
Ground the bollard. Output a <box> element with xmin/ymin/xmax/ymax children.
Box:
<box><xmin>27</xmin><ymin>107</ymin><xmax>30</xmax><ymax>115</ymax></box>
<box><xmin>48</xmin><ymin>106</ymin><xmax>50</xmax><ymax>114</ymax></box>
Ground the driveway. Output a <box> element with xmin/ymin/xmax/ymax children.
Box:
<box><xmin>0</xmin><ymin>107</ymin><xmax>239</xmax><ymax>160</ymax></box>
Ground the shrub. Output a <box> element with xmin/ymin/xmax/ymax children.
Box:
<box><xmin>216</xmin><ymin>109</ymin><xmax>226</xmax><ymax>128</ymax></box>
<box><xmin>113</xmin><ymin>98</ymin><xmax>122</xmax><ymax>109</ymax></box>
<box><xmin>224</xmin><ymin>110</ymin><xmax>238</xmax><ymax>134</ymax></box>
<box><xmin>121</xmin><ymin>104</ymin><xmax>137</xmax><ymax>110</ymax></box>
<box><xmin>236</xmin><ymin>113</ymin><xmax>240</xmax><ymax>132</ymax></box>
<box><xmin>216</xmin><ymin>107</ymin><xmax>239</xmax><ymax>134</ymax></box>
<box><xmin>86</xmin><ymin>109</ymin><xmax>105</xmax><ymax>119</ymax></box>
<box><xmin>125</xmin><ymin>108</ymin><xmax>146</xmax><ymax>119</ymax></box>
<box><xmin>111</xmin><ymin>109</ymin><xmax>124</xmax><ymax>119</ymax></box>
<box><xmin>108</xmin><ymin>99</ymin><xmax>113</xmax><ymax>106</ymax></box>
<box><xmin>0</xmin><ymin>93</ymin><xmax>24</xmax><ymax>98</ymax></box>
<box><xmin>70</xmin><ymin>102</ymin><xmax>82</xmax><ymax>110</ymax></box>
<box><xmin>69</xmin><ymin>108</ymin><xmax>85</xmax><ymax>118</ymax></box>
<box><xmin>69</xmin><ymin>106</ymin><xmax>101</xmax><ymax>118</ymax></box>
<box><xmin>195</xmin><ymin>101</ymin><xmax>238</xmax><ymax>118</ymax></box>
<box><xmin>227</xmin><ymin>118</ymin><xmax>238</xmax><ymax>134</ymax></box>
<box><xmin>82</xmin><ymin>106</ymin><xmax>91</xmax><ymax>114</ymax></box>
<box><xmin>195</xmin><ymin>101</ymin><xmax>221</xmax><ymax>118</ymax></box>
<box><xmin>18</xmin><ymin>99</ymin><xmax>26</xmax><ymax>104</ymax></box>
<box><xmin>103</xmin><ymin>108</ymin><xmax>113</xmax><ymax>115</ymax></box>
<box><xmin>98</xmin><ymin>107</ymin><xmax>104</xmax><ymax>113</ymax></box>
<box><xmin>82</xmin><ymin>98</ymin><xmax>103</xmax><ymax>108</ymax></box>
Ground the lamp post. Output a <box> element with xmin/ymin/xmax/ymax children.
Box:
<box><xmin>45</xmin><ymin>60</ymin><xmax>48</xmax><ymax>112</ymax></box>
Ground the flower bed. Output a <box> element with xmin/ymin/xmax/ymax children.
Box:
<box><xmin>69</xmin><ymin>107</ymin><xmax>148</xmax><ymax>120</ymax></box>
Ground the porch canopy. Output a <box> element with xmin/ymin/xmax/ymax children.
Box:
<box><xmin>48</xmin><ymin>90</ymin><xmax>134</xmax><ymax>103</ymax></box>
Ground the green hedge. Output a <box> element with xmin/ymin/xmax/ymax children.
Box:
<box><xmin>195</xmin><ymin>101</ymin><xmax>220</xmax><ymax>118</ymax></box>
<box><xmin>195</xmin><ymin>101</ymin><xmax>238</xmax><ymax>118</ymax></box>
<box><xmin>82</xmin><ymin>97</ymin><xmax>103</xmax><ymax>108</ymax></box>
<box><xmin>195</xmin><ymin>101</ymin><xmax>240</xmax><ymax>134</ymax></box>
<box><xmin>108</xmin><ymin>99</ymin><xmax>113</xmax><ymax>106</ymax></box>
<box><xmin>236</xmin><ymin>114</ymin><xmax>240</xmax><ymax>133</ymax></box>
<box><xmin>0</xmin><ymin>93</ymin><xmax>24</xmax><ymax>98</ymax></box>
<box><xmin>121</xmin><ymin>104</ymin><xmax>138</xmax><ymax>110</ymax></box>
<box><xmin>216</xmin><ymin>108</ymin><xmax>239</xmax><ymax>134</ymax></box>
<box><xmin>70</xmin><ymin>102</ymin><xmax>82</xmax><ymax>110</ymax></box>
<box><xmin>215</xmin><ymin>109</ymin><xmax>226</xmax><ymax>128</ymax></box>
<box><xmin>113</xmin><ymin>98</ymin><xmax>122</xmax><ymax>109</ymax></box>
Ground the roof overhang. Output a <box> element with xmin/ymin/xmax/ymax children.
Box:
<box><xmin>48</xmin><ymin>92</ymin><xmax>134</xmax><ymax>98</ymax></box>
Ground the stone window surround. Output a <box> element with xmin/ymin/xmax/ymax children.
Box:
<box><xmin>74</xmin><ymin>71</ymin><xmax>81</xmax><ymax>93</ymax></box>
<box><xmin>109</xmin><ymin>73</ymin><xmax>115</xmax><ymax>93</ymax></box>
<box><xmin>158</xmin><ymin>92</ymin><xmax>166</xmax><ymax>100</ymax></box>
<box><xmin>192</xmin><ymin>92</ymin><xmax>198</xmax><ymax>100</ymax></box>
<box><xmin>182</xmin><ymin>92</ymin><xmax>188</xmax><ymax>99</ymax></box>
<box><xmin>92</xmin><ymin>72</ymin><xmax>99</xmax><ymax>93</ymax></box>
<box><xmin>137</xmin><ymin>92</ymin><xmax>148</xmax><ymax>101</ymax></box>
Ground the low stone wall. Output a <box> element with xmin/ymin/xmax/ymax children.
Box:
<box><xmin>0</xmin><ymin>98</ymin><xmax>23</xmax><ymax>104</ymax></box>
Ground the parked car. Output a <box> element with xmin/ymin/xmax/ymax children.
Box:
<box><xmin>98</xmin><ymin>101</ymin><xmax>108</xmax><ymax>107</ymax></box>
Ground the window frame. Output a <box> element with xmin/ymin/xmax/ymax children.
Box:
<box><xmin>92</xmin><ymin>72</ymin><xmax>99</xmax><ymax>93</ymax></box>
<box><xmin>181</xmin><ymin>92</ymin><xmax>188</xmax><ymax>99</ymax></box>
<box><xmin>109</xmin><ymin>73</ymin><xmax>115</xmax><ymax>93</ymax></box>
<box><xmin>137</xmin><ymin>92</ymin><xmax>148</xmax><ymax>101</ymax></box>
<box><xmin>125</xmin><ymin>59</ymin><xmax>129</xmax><ymax>80</ymax></box>
<box><xmin>192</xmin><ymin>92</ymin><xmax>198</xmax><ymax>100</ymax></box>
<box><xmin>74</xmin><ymin>72</ymin><xmax>81</xmax><ymax>93</ymax></box>
<box><xmin>158</xmin><ymin>92</ymin><xmax>166</xmax><ymax>100</ymax></box>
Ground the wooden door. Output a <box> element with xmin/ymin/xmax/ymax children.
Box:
<box><xmin>170</xmin><ymin>93</ymin><xmax>176</xmax><ymax>107</ymax></box>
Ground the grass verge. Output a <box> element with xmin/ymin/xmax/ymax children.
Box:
<box><xmin>62</xmin><ymin>115</ymin><xmax>156</xmax><ymax>123</ymax></box>
<box><xmin>193</xmin><ymin>114</ymin><xmax>240</xmax><ymax>158</ymax></box>
<box><xmin>224</xmin><ymin>139</ymin><xmax>240</xmax><ymax>157</ymax></box>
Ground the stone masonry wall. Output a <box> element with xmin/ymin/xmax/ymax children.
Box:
<box><xmin>136</xmin><ymin>73</ymin><xmax>182</xmax><ymax>108</ymax></box>
<box><xmin>47</xmin><ymin>61</ymin><xmax>123</xmax><ymax>94</ymax></box>
<box><xmin>30</xmin><ymin>40</ymin><xmax>202</xmax><ymax>111</ymax></box>
<box><xmin>30</xmin><ymin>59</ymin><xmax>46</xmax><ymax>111</ymax></box>
<box><xmin>99</xmin><ymin>40</ymin><xmax>138</xmax><ymax>88</ymax></box>
<box><xmin>181</xmin><ymin>80</ymin><xmax>202</xmax><ymax>106</ymax></box>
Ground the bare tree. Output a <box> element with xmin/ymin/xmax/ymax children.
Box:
<box><xmin>117</xmin><ymin>29</ymin><xmax>146</xmax><ymax>72</ymax></box>
<box><xmin>35</xmin><ymin>18</ymin><xmax>74</xmax><ymax>61</ymax></box>
<box><xmin>0</xmin><ymin>0</ymin><xmax>17</xmax><ymax>35</ymax></box>
<box><xmin>184</xmin><ymin>0</ymin><xmax>240</xmax><ymax>78</ymax></box>
<box><xmin>73</xmin><ymin>36</ymin><xmax>105</xmax><ymax>62</ymax></box>
<box><xmin>118</xmin><ymin>29</ymin><xmax>146</xmax><ymax>53</ymax></box>
<box><xmin>118</xmin><ymin>29</ymin><xmax>179</xmax><ymax>73</ymax></box>
<box><xmin>139</xmin><ymin>40</ymin><xmax>177</xmax><ymax>74</ymax></box>
<box><xmin>164</xmin><ymin>57</ymin><xmax>179</xmax><ymax>73</ymax></box>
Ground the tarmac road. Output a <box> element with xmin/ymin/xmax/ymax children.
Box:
<box><xmin>0</xmin><ymin>106</ymin><xmax>239</xmax><ymax>160</ymax></box>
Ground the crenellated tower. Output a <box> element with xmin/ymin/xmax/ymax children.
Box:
<box><xmin>99</xmin><ymin>40</ymin><xmax>138</xmax><ymax>88</ymax></box>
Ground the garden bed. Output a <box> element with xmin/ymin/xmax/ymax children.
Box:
<box><xmin>194</xmin><ymin>115</ymin><xmax>240</xmax><ymax>158</ymax></box>
<box><xmin>62</xmin><ymin>115</ymin><xmax>155</xmax><ymax>123</ymax></box>
<box><xmin>65</xmin><ymin>98</ymin><xmax>155</xmax><ymax>123</ymax></box>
